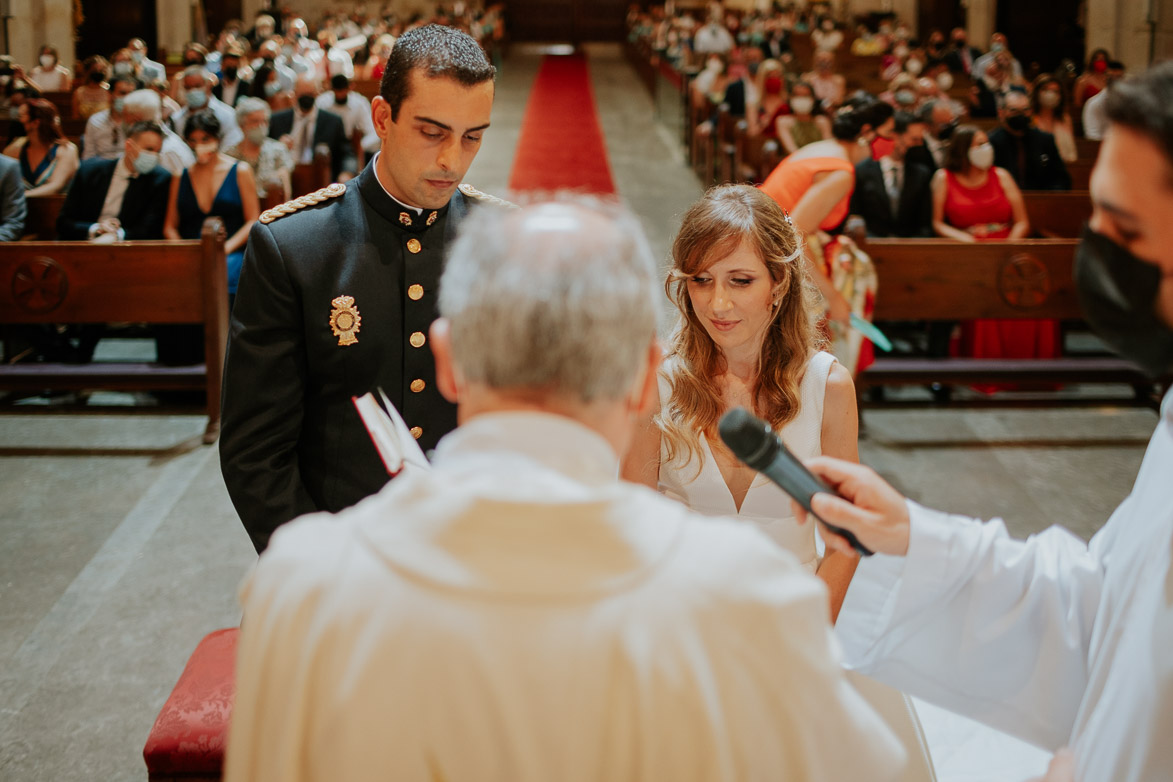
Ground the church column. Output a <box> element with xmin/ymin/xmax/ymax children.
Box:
<box><xmin>965</xmin><ymin>0</ymin><xmax>996</xmax><ymax>50</ymax></box>
<box><xmin>7</xmin><ymin>0</ymin><xmax>75</xmax><ymax>73</ymax></box>
<box><xmin>1086</xmin><ymin>0</ymin><xmax>1160</xmax><ymax>72</ymax></box>
<box><xmin>156</xmin><ymin>0</ymin><xmax>193</xmax><ymax>59</ymax></box>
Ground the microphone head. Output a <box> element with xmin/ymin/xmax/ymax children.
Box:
<box><xmin>718</xmin><ymin>408</ymin><xmax>777</xmax><ymax>471</ymax></box>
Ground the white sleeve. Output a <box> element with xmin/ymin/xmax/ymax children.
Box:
<box><xmin>836</xmin><ymin>500</ymin><xmax>1104</xmax><ymax>749</ymax></box>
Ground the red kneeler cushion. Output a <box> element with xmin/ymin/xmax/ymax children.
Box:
<box><xmin>143</xmin><ymin>627</ymin><xmax>238</xmax><ymax>780</ymax></box>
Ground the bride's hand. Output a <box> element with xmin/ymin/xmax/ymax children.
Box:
<box><xmin>1026</xmin><ymin>749</ymin><xmax>1074</xmax><ymax>782</ymax></box>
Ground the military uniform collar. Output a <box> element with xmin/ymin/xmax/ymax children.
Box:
<box><xmin>358</xmin><ymin>157</ymin><xmax>450</xmax><ymax>233</ymax></box>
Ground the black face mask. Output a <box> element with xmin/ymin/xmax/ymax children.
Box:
<box><xmin>297</xmin><ymin>94</ymin><xmax>315</xmax><ymax>112</ymax></box>
<box><xmin>223</xmin><ymin>66</ymin><xmax>238</xmax><ymax>81</ymax></box>
<box><xmin>1006</xmin><ymin>114</ymin><xmax>1031</xmax><ymax>132</ymax></box>
<box><xmin>937</xmin><ymin>120</ymin><xmax>957</xmax><ymax>141</ymax></box>
<box><xmin>1075</xmin><ymin>226</ymin><xmax>1173</xmax><ymax>378</ymax></box>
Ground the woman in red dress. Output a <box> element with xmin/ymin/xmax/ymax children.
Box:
<box><xmin>931</xmin><ymin>125</ymin><xmax>1060</xmax><ymax>385</ymax></box>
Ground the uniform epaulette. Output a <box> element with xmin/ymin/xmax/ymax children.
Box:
<box><xmin>259</xmin><ymin>182</ymin><xmax>347</xmax><ymax>224</ymax></box>
<box><xmin>458</xmin><ymin>183</ymin><xmax>519</xmax><ymax>210</ymax></box>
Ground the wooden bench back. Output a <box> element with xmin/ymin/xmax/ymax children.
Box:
<box><xmin>42</xmin><ymin>91</ymin><xmax>74</xmax><ymax>119</ymax></box>
<box><xmin>22</xmin><ymin>194</ymin><xmax>66</xmax><ymax>240</ymax></box>
<box><xmin>1023</xmin><ymin>191</ymin><xmax>1092</xmax><ymax>238</ymax></box>
<box><xmin>0</xmin><ymin>218</ymin><xmax>227</xmax><ymax>326</ymax></box>
<box><xmin>352</xmin><ymin>79</ymin><xmax>381</xmax><ymax>100</ymax></box>
<box><xmin>860</xmin><ymin>238</ymin><xmax>1083</xmax><ymax>321</ymax></box>
<box><xmin>290</xmin><ymin>147</ymin><xmax>332</xmax><ymax>198</ymax></box>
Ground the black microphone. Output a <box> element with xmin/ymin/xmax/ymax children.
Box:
<box><xmin>718</xmin><ymin>407</ymin><xmax>873</xmax><ymax>557</ymax></box>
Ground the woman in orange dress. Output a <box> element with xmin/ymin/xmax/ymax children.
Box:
<box><xmin>760</xmin><ymin>94</ymin><xmax>883</xmax><ymax>373</ymax></box>
<box><xmin>931</xmin><ymin>125</ymin><xmax>1059</xmax><ymax>385</ymax></box>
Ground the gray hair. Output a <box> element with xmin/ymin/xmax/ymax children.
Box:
<box><xmin>122</xmin><ymin>89</ymin><xmax>162</xmax><ymax>123</ymax></box>
<box><xmin>235</xmin><ymin>96</ymin><xmax>271</xmax><ymax>124</ymax></box>
<box><xmin>183</xmin><ymin>66</ymin><xmax>213</xmax><ymax>86</ymax></box>
<box><xmin>440</xmin><ymin>197</ymin><xmax>659</xmax><ymax>403</ymax></box>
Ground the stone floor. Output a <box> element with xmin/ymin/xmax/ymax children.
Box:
<box><xmin>0</xmin><ymin>44</ymin><xmax>1159</xmax><ymax>781</ymax></box>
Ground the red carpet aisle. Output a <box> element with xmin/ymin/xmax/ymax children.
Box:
<box><xmin>508</xmin><ymin>53</ymin><xmax>616</xmax><ymax>194</ymax></box>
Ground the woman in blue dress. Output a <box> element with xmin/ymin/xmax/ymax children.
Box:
<box><xmin>159</xmin><ymin>109</ymin><xmax>258</xmax><ymax>364</ymax></box>
<box><xmin>164</xmin><ymin>108</ymin><xmax>259</xmax><ymax>309</ymax></box>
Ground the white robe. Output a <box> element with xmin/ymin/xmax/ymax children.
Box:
<box><xmin>226</xmin><ymin>411</ymin><xmax>905</xmax><ymax>782</ymax></box>
<box><xmin>837</xmin><ymin>388</ymin><xmax>1173</xmax><ymax>781</ymax></box>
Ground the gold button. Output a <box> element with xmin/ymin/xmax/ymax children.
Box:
<box><xmin>410</xmin><ymin>426</ymin><xmax>423</xmax><ymax>440</ymax></box>
<box><xmin>407</xmin><ymin>238</ymin><xmax>422</xmax><ymax>254</ymax></box>
<box><xmin>408</xmin><ymin>284</ymin><xmax>424</xmax><ymax>300</ymax></box>
<box><xmin>410</xmin><ymin>379</ymin><xmax>426</xmax><ymax>393</ymax></box>
<box><xmin>409</xmin><ymin>331</ymin><xmax>426</xmax><ymax>348</ymax></box>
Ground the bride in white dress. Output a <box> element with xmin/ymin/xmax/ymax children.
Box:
<box><xmin>623</xmin><ymin>184</ymin><xmax>936</xmax><ymax>781</ymax></box>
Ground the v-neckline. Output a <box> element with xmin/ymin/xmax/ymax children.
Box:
<box><xmin>699</xmin><ymin>431</ymin><xmax>767</xmax><ymax>515</ymax></box>
<box><xmin>189</xmin><ymin>163</ymin><xmax>234</xmax><ymax>216</ymax></box>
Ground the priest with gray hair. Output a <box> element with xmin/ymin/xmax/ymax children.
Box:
<box><xmin>225</xmin><ymin>197</ymin><xmax>906</xmax><ymax>782</ymax></box>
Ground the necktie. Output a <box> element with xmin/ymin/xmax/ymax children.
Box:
<box><xmin>301</xmin><ymin>117</ymin><xmax>314</xmax><ymax>164</ymax></box>
<box><xmin>887</xmin><ymin>163</ymin><xmax>902</xmax><ymax>217</ymax></box>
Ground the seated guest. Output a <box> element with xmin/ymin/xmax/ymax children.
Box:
<box><xmin>361</xmin><ymin>33</ymin><xmax>395</xmax><ymax>81</ymax></box>
<box><xmin>72</xmin><ymin>56</ymin><xmax>111</xmax><ymax>120</ymax></box>
<box><xmin>121</xmin><ymin>89</ymin><xmax>194</xmax><ymax>175</ymax></box>
<box><xmin>172</xmin><ymin>67</ymin><xmax>243</xmax><ymax>149</ymax></box>
<box><xmin>850</xmin><ymin>111</ymin><xmax>933</xmax><ymax>237</ymax></box>
<box><xmin>776</xmin><ymin>80</ymin><xmax>832</xmax><ymax>155</ymax></box>
<box><xmin>2</xmin><ymin>98</ymin><xmax>79</xmax><ymax>196</ymax></box>
<box><xmin>212</xmin><ymin>44</ymin><xmax>251</xmax><ymax>108</ymax></box>
<box><xmin>128</xmin><ymin>38</ymin><xmax>166</xmax><ymax>84</ymax></box>
<box><xmin>315</xmin><ymin>74</ymin><xmax>378</xmax><ymax>163</ymax></box>
<box><xmin>1082</xmin><ymin>61</ymin><xmax>1126</xmax><ymax>141</ymax></box>
<box><xmin>57</xmin><ymin>120</ymin><xmax>171</xmax><ymax>241</ymax></box>
<box><xmin>26</xmin><ymin>45</ymin><xmax>73</xmax><ymax>92</ymax></box>
<box><xmin>165</xmin><ymin>109</ymin><xmax>258</xmax><ymax>307</ymax></box>
<box><xmin>224</xmin><ymin>198</ymin><xmax>907</xmax><ymax>782</ymax></box>
<box><xmin>270</xmin><ymin>75</ymin><xmax>354</xmax><ymax>181</ymax></box>
<box><xmin>1031</xmin><ymin>75</ymin><xmax>1077</xmax><ymax>163</ymax></box>
<box><xmin>910</xmin><ymin>98</ymin><xmax>957</xmax><ymax>170</ymax></box>
<box><xmin>224</xmin><ymin>96</ymin><xmax>293</xmax><ymax>201</ymax></box>
<box><xmin>0</xmin><ymin>155</ymin><xmax>26</xmax><ymax>241</ymax></box>
<box><xmin>249</xmin><ymin>62</ymin><xmax>294</xmax><ymax>111</ymax></box>
<box><xmin>989</xmin><ymin>90</ymin><xmax>1071</xmax><ymax>191</ymax></box>
<box><xmin>148</xmin><ymin>77</ymin><xmax>181</xmax><ymax>126</ymax></box>
<box><xmin>81</xmin><ymin>75</ymin><xmax>139</xmax><ymax>161</ymax></box>
<box><xmin>802</xmin><ymin>50</ymin><xmax>846</xmax><ymax>110</ymax></box>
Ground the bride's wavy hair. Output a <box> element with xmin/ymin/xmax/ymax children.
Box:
<box><xmin>658</xmin><ymin>184</ymin><xmax>823</xmax><ymax>474</ymax></box>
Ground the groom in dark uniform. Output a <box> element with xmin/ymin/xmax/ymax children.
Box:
<box><xmin>220</xmin><ymin>25</ymin><xmax>505</xmax><ymax>552</ymax></box>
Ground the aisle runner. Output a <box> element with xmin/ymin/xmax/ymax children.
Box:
<box><xmin>508</xmin><ymin>53</ymin><xmax>616</xmax><ymax>194</ymax></box>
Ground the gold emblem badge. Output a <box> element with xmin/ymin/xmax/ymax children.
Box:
<box><xmin>399</xmin><ymin>212</ymin><xmax>412</xmax><ymax>226</ymax></box>
<box><xmin>407</xmin><ymin>238</ymin><xmax>422</xmax><ymax>254</ymax></box>
<box><xmin>328</xmin><ymin>295</ymin><xmax>361</xmax><ymax>346</ymax></box>
<box><xmin>408</xmin><ymin>284</ymin><xmax>424</xmax><ymax>301</ymax></box>
<box><xmin>426</xmin><ymin>211</ymin><xmax>438</xmax><ymax>226</ymax></box>
<box><xmin>409</xmin><ymin>331</ymin><xmax>426</xmax><ymax>348</ymax></box>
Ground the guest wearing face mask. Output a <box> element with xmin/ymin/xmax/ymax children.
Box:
<box><xmin>249</xmin><ymin>63</ymin><xmax>293</xmax><ymax>111</ymax></box>
<box><xmin>164</xmin><ymin>109</ymin><xmax>258</xmax><ymax>327</ymax></box>
<box><xmin>972</xmin><ymin>33</ymin><xmax>1023</xmax><ymax>83</ymax></box>
<box><xmin>315</xmin><ymin>73</ymin><xmax>378</xmax><ymax>165</ymax></box>
<box><xmin>911</xmin><ymin>98</ymin><xmax>958</xmax><ymax>170</ymax></box>
<box><xmin>752</xmin><ymin>60</ymin><xmax>789</xmax><ymax>138</ymax></box>
<box><xmin>81</xmin><ymin>75</ymin><xmax>140</xmax><ymax>161</ymax></box>
<box><xmin>1074</xmin><ymin>49</ymin><xmax>1111</xmax><ymax>108</ymax></box>
<box><xmin>26</xmin><ymin>46</ymin><xmax>72</xmax><ymax>92</ymax></box>
<box><xmin>803</xmin><ymin>50</ymin><xmax>845</xmax><ymax>110</ymax></box>
<box><xmin>57</xmin><ymin>120</ymin><xmax>171</xmax><ymax>241</ymax></box>
<box><xmin>811</xmin><ymin>17</ymin><xmax>843</xmax><ymax>52</ymax></box>
<box><xmin>72</xmin><ymin>56</ymin><xmax>111</xmax><ymax>121</ymax></box>
<box><xmin>932</xmin><ymin>125</ymin><xmax>1059</xmax><ymax>384</ymax></box>
<box><xmin>270</xmin><ymin>75</ymin><xmax>353</xmax><ymax>181</ymax></box>
<box><xmin>1031</xmin><ymin>75</ymin><xmax>1077</xmax><ymax>163</ymax></box>
<box><xmin>2</xmin><ymin>98</ymin><xmax>79</xmax><ymax>196</ymax></box>
<box><xmin>128</xmin><ymin>38</ymin><xmax>166</xmax><ymax>84</ymax></box>
<box><xmin>225</xmin><ymin>96</ymin><xmax>292</xmax><ymax>201</ymax></box>
<box><xmin>168</xmin><ymin>43</ymin><xmax>210</xmax><ymax>101</ymax></box>
<box><xmin>108</xmin><ymin>48</ymin><xmax>140</xmax><ymax>82</ymax></box>
<box><xmin>171</xmin><ymin>66</ymin><xmax>242</xmax><ymax>150</ymax></box>
<box><xmin>943</xmin><ymin>27</ymin><xmax>981</xmax><ymax>76</ymax></box>
<box><xmin>776</xmin><ymin>80</ymin><xmax>832</xmax><ymax>155</ymax></box>
<box><xmin>252</xmin><ymin>40</ymin><xmax>297</xmax><ymax>93</ymax></box>
<box><xmin>120</xmin><ymin>88</ymin><xmax>194</xmax><ymax>175</ymax></box>
<box><xmin>989</xmin><ymin>90</ymin><xmax>1071</xmax><ymax>191</ymax></box>
<box><xmin>1082</xmin><ymin>61</ymin><xmax>1127</xmax><ymax>141</ymax></box>
<box><xmin>212</xmin><ymin>45</ymin><xmax>252</xmax><ymax>109</ymax></box>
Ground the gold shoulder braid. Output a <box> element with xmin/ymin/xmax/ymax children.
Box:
<box><xmin>458</xmin><ymin>183</ymin><xmax>519</xmax><ymax>210</ymax></box>
<box><xmin>259</xmin><ymin>182</ymin><xmax>347</xmax><ymax>224</ymax></box>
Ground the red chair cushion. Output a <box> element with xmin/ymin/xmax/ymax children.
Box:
<box><xmin>143</xmin><ymin>627</ymin><xmax>238</xmax><ymax>776</ymax></box>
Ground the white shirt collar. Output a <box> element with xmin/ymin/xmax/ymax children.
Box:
<box><xmin>370</xmin><ymin>151</ymin><xmax>423</xmax><ymax>214</ymax></box>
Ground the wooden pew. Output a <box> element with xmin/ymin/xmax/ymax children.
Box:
<box><xmin>60</xmin><ymin>117</ymin><xmax>88</xmax><ymax>138</ymax></box>
<box><xmin>41</xmin><ymin>90</ymin><xmax>74</xmax><ymax>119</ymax></box>
<box><xmin>1067</xmin><ymin>159</ymin><xmax>1094</xmax><ymax>189</ymax></box>
<box><xmin>0</xmin><ymin>218</ymin><xmax>229</xmax><ymax>443</ymax></box>
<box><xmin>351</xmin><ymin>79</ymin><xmax>380</xmax><ymax>100</ymax></box>
<box><xmin>1074</xmin><ymin>137</ymin><xmax>1101</xmax><ymax>160</ymax></box>
<box><xmin>21</xmin><ymin>194</ymin><xmax>66</xmax><ymax>240</ymax></box>
<box><xmin>1023</xmin><ymin>191</ymin><xmax>1092</xmax><ymax>238</ymax></box>
<box><xmin>290</xmin><ymin>147</ymin><xmax>332</xmax><ymax>198</ymax></box>
<box><xmin>855</xmin><ymin>236</ymin><xmax>1160</xmax><ymax>403</ymax></box>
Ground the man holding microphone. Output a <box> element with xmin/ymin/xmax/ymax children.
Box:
<box><xmin>800</xmin><ymin>62</ymin><xmax>1173</xmax><ymax>782</ymax></box>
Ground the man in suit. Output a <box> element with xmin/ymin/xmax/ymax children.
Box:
<box><xmin>850</xmin><ymin>112</ymin><xmax>933</xmax><ymax>238</ymax></box>
<box><xmin>211</xmin><ymin>45</ymin><xmax>252</xmax><ymax>108</ymax></box>
<box><xmin>990</xmin><ymin>90</ymin><xmax>1072</xmax><ymax>191</ymax></box>
<box><xmin>56</xmin><ymin>120</ymin><xmax>172</xmax><ymax>241</ymax></box>
<box><xmin>943</xmin><ymin>27</ymin><xmax>983</xmax><ymax>76</ymax></box>
<box><xmin>269</xmin><ymin>75</ymin><xmax>356</xmax><ymax>181</ymax></box>
<box><xmin>0</xmin><ymin>155</ymin><xmax>26</xmax><ymax>241</ymax></box>
<box><xmin>220</xmin><ymin>25</ymin><xmax>506</xmax><ymax>553</ymax></box>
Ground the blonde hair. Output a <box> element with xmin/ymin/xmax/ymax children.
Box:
<box><xmin>658</xmin><ymin>184</ymin><xmax>823</xmax><ymax>473</ymax></box>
